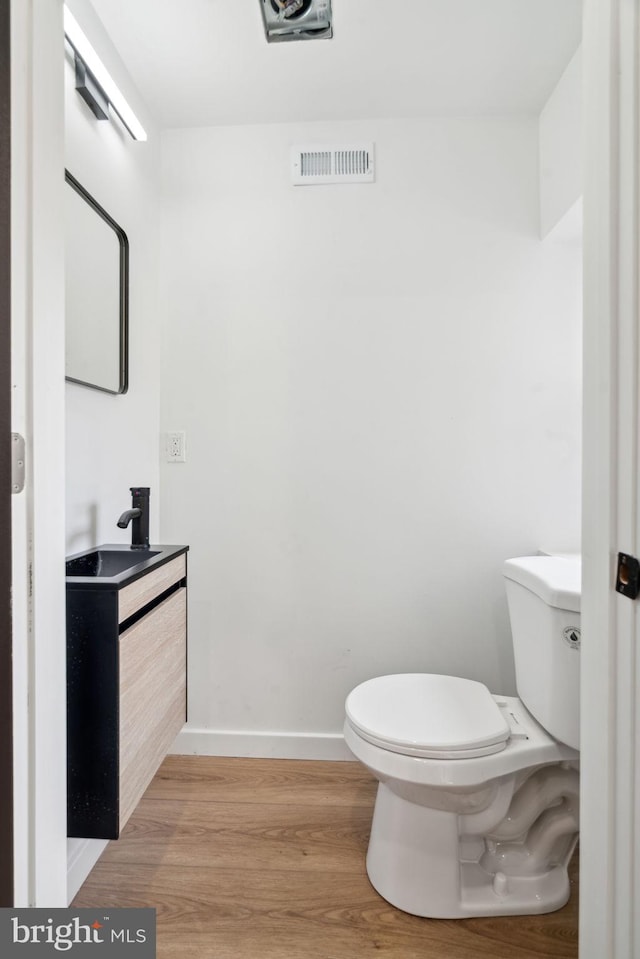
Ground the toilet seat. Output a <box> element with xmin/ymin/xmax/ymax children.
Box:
<box><xmin>344</xmin><ymin>693</ymin><xmax>579</xmax><ymax>790</ymax></box>
<box><xmin>345</xmin><ymin>674</ymin><xmax>511</xmax><ymax>760</ymax></box>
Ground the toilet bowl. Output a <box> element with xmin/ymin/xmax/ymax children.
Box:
<box><xmin>344</xmin><ymin>554</ymin><xmax>581</xmax><ymax>919</ymax></box>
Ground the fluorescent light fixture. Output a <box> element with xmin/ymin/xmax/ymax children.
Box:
<box><xmin>63</xmin><ymin>6</ymin><xmax>147</xmax><ymax>142</ymax></box>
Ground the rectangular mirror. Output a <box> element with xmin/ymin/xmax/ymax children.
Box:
<box><xmin>64</xmin><ymin>170</ymin><xmax>129</xmax><ymax>394</ymax></box>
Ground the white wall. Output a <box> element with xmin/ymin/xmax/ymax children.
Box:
<box><xmin>159</xmin><ymin>117</ymin><xmax>582</xmax><ymax>759</ymax></box>
<box><xmin>539</xmin><ymin>46</ymin><xmax>583</xmax><ymax>238</ymax></box>
<box><xmin>65</xmin><ymin>0</ymin><xmax>161</xmax><ymax>558</ymax></box>
<box><xmin>64</xmin><ymin>0</ymin><xmax>161</xmax><ymax>900</ymax></box>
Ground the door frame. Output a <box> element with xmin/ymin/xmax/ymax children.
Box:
<box><xmin>581</xmin><ymin>0</ymin><xmax>640</xmax><ymax>956</ymax></box>
<box><xmin>0</xmin><ymin>0</ymin><xmax>13</xmax><ymax>909</ymax></box>
<box><xmin>10</xmin><ymin>0</ymin><xmax>67</xmax><ymax>906</ymax></box>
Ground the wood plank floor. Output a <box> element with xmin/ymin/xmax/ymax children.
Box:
<box><xmin>73</xmin><ymin>756</ymin><xmax>578</xmax><ymax>959</ymax></box>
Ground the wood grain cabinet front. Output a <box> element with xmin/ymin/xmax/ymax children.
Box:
<box><xmin>119</xmin><ymin>588</ymin><xmax>186</xmax><ymax>827</ymax></box>
<box><xmin>67</xmin><ymin>546</ymin><xmax>188</xmax><ymax>839</ymax></box>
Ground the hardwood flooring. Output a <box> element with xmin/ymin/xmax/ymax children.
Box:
<box><xmin>73</xmin><ymin>756</ymin><xmax>578</xmax><ymax>959</ymax></box>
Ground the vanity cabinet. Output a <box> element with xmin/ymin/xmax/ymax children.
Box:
<box><xmin>66</xmin><ymin>545</ymin><xmax>188</xmax><ymax>839</ymax></box>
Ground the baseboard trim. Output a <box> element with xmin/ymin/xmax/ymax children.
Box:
<box><xmin>67</xmin><ymin>838</ymin><xmax>109</xmax><ymax>905</ymax></box>
<box><xmin>171</xmin><ymin>727</ymin><xmax>353</xmax><ymax>761</ymax></box>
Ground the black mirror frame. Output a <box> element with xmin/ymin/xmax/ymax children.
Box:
<box><xmin>64</xmin><ymin>169</ymin><xmax>129</xmax><ymax>395</ymax></box>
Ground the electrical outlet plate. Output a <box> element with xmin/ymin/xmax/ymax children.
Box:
<box><xmin>166</xmin><ymin>431</ymin><xmax>186</xmax><ymax>463</ymax></box>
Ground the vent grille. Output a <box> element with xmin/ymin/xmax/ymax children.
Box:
<box><xmin>292</xmin><ymin>144</ymin><xmax>375</xmax><ymax>185</ymax></box>
<box><xmin>301</xmin><ymin>151</ymin><xmax>332</xmax><ymax>177</ymax></box>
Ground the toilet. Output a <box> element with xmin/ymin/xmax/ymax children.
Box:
<box><xmin>343</xmin><ymin>554</ymin><xmax>581</xmax><ymax>919</ymax></box>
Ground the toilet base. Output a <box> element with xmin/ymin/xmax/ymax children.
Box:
<box><xmin>366</xmin><ymin>781</ymin><xmax>576</xmax><ymax>918</ymax></box>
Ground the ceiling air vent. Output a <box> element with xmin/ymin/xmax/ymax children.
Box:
<box><xmin>260</xmin><ymin>0</ymin><xmax>332</xmax><ymax>43</ymax></box>
<box><xmin>291</xmin><ymin>144</ymin><xmax>375</xmax><ymax>186</ymax></box>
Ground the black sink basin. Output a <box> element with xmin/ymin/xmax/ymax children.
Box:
<box><xmin>65</xmin><ymin>548</ymin><xmax>161</xmax><ymax>578</ymax></box>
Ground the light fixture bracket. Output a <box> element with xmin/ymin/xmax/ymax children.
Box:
<box><xmin>74</xmin><ymin>55</ymin><xmax>109</xmax><ymax>122</ymax></box>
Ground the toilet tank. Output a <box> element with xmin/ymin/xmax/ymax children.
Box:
<box><xmin>503</xmin><ymin>555</ymin><xmax>581</xmax><ymax>750</ymax></box>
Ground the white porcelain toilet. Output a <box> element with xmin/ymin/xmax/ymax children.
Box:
<box><xmin>344</xmin><ymin>555</ymin><xmax>581</xmax><ymax>919</ymax></box>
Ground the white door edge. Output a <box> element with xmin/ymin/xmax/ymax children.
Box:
<box><xmin>581</xmin><ymin>1</ymin><xmax>640</xmax><ymax>956</ymax></box>
<box><xmin>11</xmin><ymin>0</ymin><xmax>67</xmax><ymax>907</ymax></box>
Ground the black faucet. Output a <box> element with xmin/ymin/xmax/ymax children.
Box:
<box><xmin>117</xmin><ymin>487</ymin><xmax>150</xmax><ymax>549</ymax></box>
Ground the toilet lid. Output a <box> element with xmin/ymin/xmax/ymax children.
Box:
<box><xmin>345</xmin><ymin>674</ymin><xmax>511</xmax><ymax>759</ymax></box>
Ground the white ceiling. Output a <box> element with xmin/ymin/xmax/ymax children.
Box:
<box><xmin>89</xmin><ymin>0</ymin><xmax>582</xmax><ymax>129</ymax></box>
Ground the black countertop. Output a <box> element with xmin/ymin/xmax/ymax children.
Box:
<box><xmin>65</xmin><ymin>543</ymin><xmax>189</xmax><ymax>590</ymax></box>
